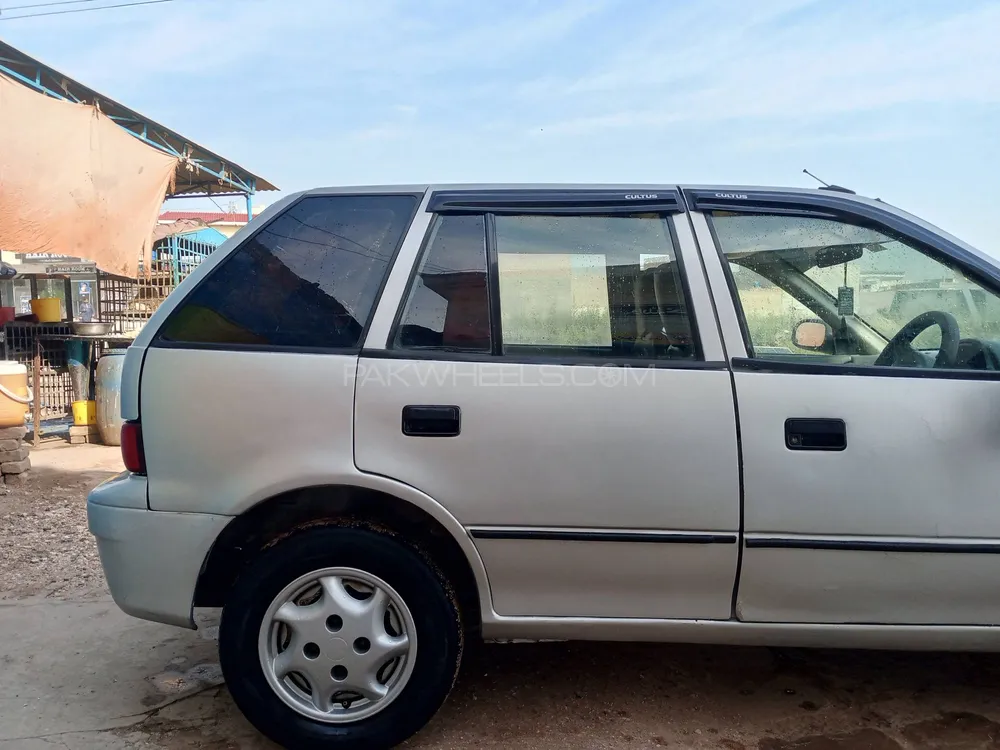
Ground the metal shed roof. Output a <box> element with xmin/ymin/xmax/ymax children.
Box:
<box><xmin>0</xmin><ymin>38</ymin><xmax>277</xmax><ymax>197</ymax></box>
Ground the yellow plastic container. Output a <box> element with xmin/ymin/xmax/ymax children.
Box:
<box><xmin>0</xmin><ymin>362</ymin><xmax>29</xmax><ymax>427</ymax></box>
<box><xmin>30</xmin><ymin>297</ymin><xmax>62</xmax><ymax>322</ymax></box>
<box><xmin>72</xmin><ymin>399</ymin><xmax>97</xmax><ymax>426</ymax></box>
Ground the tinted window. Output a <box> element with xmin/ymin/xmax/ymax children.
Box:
<box><xmin>394</xmin><ymin>215</ymin><xmax>491</xmax><ymax>351</ymax></box>
<box><xmin>159</xmin><ymin>195</ymin><xmax>416</xmax><ymax>349</ymax></box>
<box><xmin>494</xmin><ymin>214</ymin><xmax>696</xmax><ymax>359</ymax></box>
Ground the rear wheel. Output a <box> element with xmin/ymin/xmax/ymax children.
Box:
<box><xmin>219</xmin><ymin>526</ymin><xmax>462</xmax><ymax>749</ymax></box>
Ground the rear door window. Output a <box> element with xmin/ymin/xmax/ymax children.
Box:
<box><xmin>394</xmin><ymin>214</ymin><xmax>491</xmax><ymax>351</ymax></box>
<box><xmin>158</xmin><ymin>194</ymin><xmax>418</xmax><ymax>350</ymax></box>
<box><xmin>493</xmin><ymin>214</ymin><xmax>697</xmax><ymax>359</ymax></box>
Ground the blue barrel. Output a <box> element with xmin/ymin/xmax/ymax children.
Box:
<box><xmin>96</xmin><ymin>350</ymin><xmax>127</xmax><ymax>446</ymax></box>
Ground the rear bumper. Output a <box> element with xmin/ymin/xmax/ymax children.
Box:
<box><xmin>87</xmin><ymin>473</ymin><xmax>231</xmax><ymax>629</ymax></box>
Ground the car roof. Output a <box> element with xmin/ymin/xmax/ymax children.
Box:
<box><xmin>297</xmin><ymin>182</ymin><xmax>862</xmax><ymax>195</ymax></box>
<box><xmin>283</xmin><ymin>183</ymin><xmax>993</xmax><ymax>275</ymax></box>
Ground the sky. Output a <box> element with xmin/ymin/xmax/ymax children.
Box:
<box><xmin>1</xmin><ymin>0</ymin><xmax>999</xmax><ymax>254</ymax></box>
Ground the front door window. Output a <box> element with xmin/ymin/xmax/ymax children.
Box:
<box><xmin>711</xmin><ymin>211</ymin><xmax>1000</xmax><ymax>370</ymax></box>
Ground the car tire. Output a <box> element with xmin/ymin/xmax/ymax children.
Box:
<box><xmin>219</xmin><ymin>525</ymin><xmax>463</xmax><ymax>750</ymax></box>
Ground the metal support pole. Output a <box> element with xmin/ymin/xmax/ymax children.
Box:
<box><xmin>94</xmin><ymin>271</ymin><xmax>103</xmax><ymax>324</ymax></box>
<box><xmin>245</xmin><ymin>192</ymin><xmax>254</xmax><ymax>223</ymax></box>
<box><xmin>170</xmin><ymin>237</ymin><xmax>180</xmax><ymax>288</ymax></box>
<box><xmin>31</xmin><ymin>338</ymin><xmax>41</xmax><ymax>447</ymax></box>
<box><xmin>63</xmin><ymin>277</ymin><xmax>74</xmax><ymax>322</ymax></box>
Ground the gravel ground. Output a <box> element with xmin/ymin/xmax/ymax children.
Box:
<box><xmin>5</xmin><ymin>444</ymin><xmax>1000</xmax><ymax>749</ymax></box>
<box><xmin>0</xmin><ymin>442</ymin><xmax>119</xmax><ymax>599</ymax></box>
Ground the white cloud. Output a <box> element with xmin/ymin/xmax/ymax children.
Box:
<box><xmin>531</xmin><ymin>1</ymin><xmax>1000</xmax><ymax>136</ymax></box>
<box><xmin>16</xmin><ymin>0</ymin><xmax>990</xmax><ymax>142</ymax></box>
<box><xmin>3</xmin><ymin>0</ymin><xmax>997</xmax><ymax>253</ymax></box>
<box><xmin>4</xmin><ymin>0</ymin><xmax>604</xmax><ymax>94</ymax></box>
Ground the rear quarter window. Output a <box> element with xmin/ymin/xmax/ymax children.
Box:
<box><xmin>157</xmin><ymin>194</ymin><xmax>418</xmax><ymax>349</ymax></box>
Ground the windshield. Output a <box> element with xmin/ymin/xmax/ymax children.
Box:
<box><xmin>802</xmin><ymin>240</ymin><xmax>1000</xmax><ymax>343</ymax></box>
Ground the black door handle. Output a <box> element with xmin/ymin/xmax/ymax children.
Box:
<box><xmin>402</xmin><ymin>405</ymin><xmax>461</xmax><ymax>437</ymax></box>
<box><xmin>785</xmin><ymin>418</ymin><xmax>846</xmax><ymax>451</ymax></box>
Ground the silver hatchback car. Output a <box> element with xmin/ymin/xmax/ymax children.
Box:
<box><xmin>89</xmin><ymin>184</ymin><xmax>1000</xmax><ymax>749</ymax></box>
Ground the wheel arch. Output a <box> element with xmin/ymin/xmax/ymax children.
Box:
<box><xmin>195</xmin><ymin>480</ymin><xmax>491</xmax><ymax>635</ymax></box>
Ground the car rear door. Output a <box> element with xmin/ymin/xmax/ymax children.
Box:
<box><xmin>688</xmin><ymin>187</ymin><xmax>1000</xmax><ymax>625</ymax></box>
<box><xmin>136</xmin><ymin>189</ymin><xmax>423</xmax><ymax>516</ymax></box>
<box><xmin>354</xmin><ymin>188</ymin><xmax>741</xmax><ymax>620</ymax></box>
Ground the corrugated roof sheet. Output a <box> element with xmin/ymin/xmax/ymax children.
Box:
<box><xmin>159</xmin><ymin>211</ymin><xmax>249</xmax><ymax>223</ymax></box>
<box><xmin>0</xmin><ymin>39</ymin><xmax>277</xmax><ymax>196</ymax></box>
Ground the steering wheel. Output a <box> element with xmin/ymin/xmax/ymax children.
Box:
<box><xmin>874</xmin><ymin>310</ymin><xmax>960</xmax><ymax>368</ymax></box>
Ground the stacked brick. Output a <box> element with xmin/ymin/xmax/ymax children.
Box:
<box><xmin>0</xmin><ymin>424</ymin><xmax>30</xmax><ymax>486</ymax></box>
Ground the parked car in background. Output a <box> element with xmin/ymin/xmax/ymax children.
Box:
<box><xmin>89</xmin><ymin>184</ymin><xmax>1000</xmax><ymax>749</ymax></box>
<box><xmin>888</xmin><ymin>286</ymin><xmax>1000</xmax><ymax>336</ymax></box>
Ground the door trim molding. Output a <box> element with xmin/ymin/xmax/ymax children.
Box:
<box><xmin>469</xmin><ymin>527</ymin><xmax>737</xmax><ymax>544</ymax></box>
<box><xmin>480</xmin><ymin>614</ymin><xmax>1000</xmax><ymax>649</ymax></box>
<box><xmin>732</xmin><ymin>356</ymin><xmax>1000</xmax><ymax>381</ymax></box>
<box><xmin>746</xmin><ymin>536</ymin><xmax>1000</xmax><ymax>554</ymax></box>
<box><xmin>361</xmin><ymin>349</ymin><xmax>728</xmax><ymax>369</ymax></box>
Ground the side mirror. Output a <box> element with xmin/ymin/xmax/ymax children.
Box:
<box><xmin>792</xmin><ymin>319</ymin><xmax>833</xmax><ymax>352</ymax></box>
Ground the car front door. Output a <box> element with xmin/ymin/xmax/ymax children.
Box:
<box><xmin>689</xmin><ymin>188</ymin><xmax>1000</xmax><ymax>625</ymax></box>
<box><xmin>354</xmin><ymin>188</ymin><xmax>741</xmax><ymax>621</ymax></box>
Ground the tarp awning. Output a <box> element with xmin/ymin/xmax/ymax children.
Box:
<box><xmin>0</xmin><ymin>74</ymin><xmax>178</xmax><ymax>278</ymax></box>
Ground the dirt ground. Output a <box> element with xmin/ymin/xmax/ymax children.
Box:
<box><xmin>4</xmin><ymin>445</ymin><xmax>1000</xmax><ymax>749</ymax></box>
<box><xmin>0</xmin><ymin>443</ymin><xmax>119</xmax><ymax>601</ymax></box>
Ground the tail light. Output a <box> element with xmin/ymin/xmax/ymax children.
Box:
<box><xmin>121</xmin><ymin>420</ymin><xmax>146</xmax><ymax>474</ymax></box>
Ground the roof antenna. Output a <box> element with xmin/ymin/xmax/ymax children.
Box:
<box><xmin>802</xmin><ymin>168</ymin><xmax>856</xmax><ymax>195</ymax></box>
<box><xmin>802</xmin><ymin>168</ymin><xmax>830</xmax><ymax>187</ymax></box>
